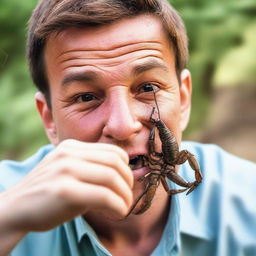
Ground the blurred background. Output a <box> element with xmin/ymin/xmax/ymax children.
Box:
<box><xmin>0</xmin><ymin>0</ymin><xmax>256</xmax><ymax>162</ymax></box>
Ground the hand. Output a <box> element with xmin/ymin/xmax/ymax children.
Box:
<box><xmin>0</xmin><ymin>139</ymin><xmax>133</xmax><ymax>235</ymax></box>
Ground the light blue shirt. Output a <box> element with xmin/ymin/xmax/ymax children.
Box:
<box><xmin>0</xmin><ymin>142</ymin><xmax>256</xmax><ymax>256</ymax></box>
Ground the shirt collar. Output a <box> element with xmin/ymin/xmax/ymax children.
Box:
<box><xmin>74</xmin><ymin>216</ymin><xmax>111</xmax><ymax>255</ymax></box>
<box><xmin>74</xmin><ymin>216</ymin><xmax>94</xmax><ymax>243</ymax></box>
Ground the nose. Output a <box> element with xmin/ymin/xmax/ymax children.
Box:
<box><xmin>102</xmin><ymin>88</ymin><xmax>142</xmax><ymax>141</ymax></box>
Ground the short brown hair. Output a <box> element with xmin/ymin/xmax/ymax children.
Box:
<box><xmin>27</xmin><ymin>0</ymin><xmax>188</xmax><ymax>105</ymax></box>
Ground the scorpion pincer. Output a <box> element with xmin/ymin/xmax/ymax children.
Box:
<box><xmin>126</xmin><ymin>107</ymin><xmax>203</xmax><ymax>216</ymax></box>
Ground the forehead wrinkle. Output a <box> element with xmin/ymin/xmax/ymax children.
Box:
<box><xmin>56</xmin><ymin>40</ymin><xmax>164</xmax><ymax>64</ymax></box>
<box><xmin>58</xmin><ymin>50</ymin><xmax>164</xmax><ymax>73</ymax></box>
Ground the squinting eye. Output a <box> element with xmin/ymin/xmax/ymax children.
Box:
<box><xmin>140</xmin><ymin>83</ymin><xmax>158</xmax><ymax>93</ymax></box>
<box><xmin>77</xmin><ymin>93</ymin><xmax>98</xmax><ymax>102</ymax></box>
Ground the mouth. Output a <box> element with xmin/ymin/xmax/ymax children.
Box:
<box><xmin>128</xmin><ymin>155</ymin><xmax>145</xmax><ymax>171</ymax></box>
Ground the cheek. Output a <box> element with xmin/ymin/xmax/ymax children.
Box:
<box><xmin>158</xmin><ymin>100</ymin><xmax>183</xmax><ymax>143</ymax></box>
<box><xmin>54</xmin><ymin>110</ymin><xmax>104</xmax><ymax>142</ymax></box>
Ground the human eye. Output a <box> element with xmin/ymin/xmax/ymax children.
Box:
<box><xmin>137</xmin><ymin>82</ymin><xmax>159</xmax><ymax>94</ymax></box>
<box><xmin>61</xmin><ymin>91</ymin><xmax>103</xmax><ymax>111</ymax></box>
<box><xmin>74</xmin><ymin>92</ymin><xmax>99</xmax><ymax>103</ymax></box>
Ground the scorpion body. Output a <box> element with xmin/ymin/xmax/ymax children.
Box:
<box><xmin>154</xmin><ymin>118</ymin><xmax>179</xmax><ymax>163</ymax></box>
<box><xmin>126</xmin><ymin>107</ymin><xmax>203</xmax><ymax>216</ymax></box>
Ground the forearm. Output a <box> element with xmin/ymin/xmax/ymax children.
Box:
<box><xmin>0</xmin><ymin>192</ymin><xmax>27</xmax><ymax>255</ymax></box>
<box><xmin>0</xmin><ymin>227</ymin><xmax>26</xmax><ymax>256</ymax></box>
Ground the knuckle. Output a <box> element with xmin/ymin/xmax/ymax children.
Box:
<box><xmin>107</xmin><ymin>143</ymin><xmax>122</xmax><ymax>152</ymax></box>
<box><xmin>53</xmin><ymin>158</ymin><xmax>73</xmax><ymax>176</ymax></box>
<box><xmin>108</xmin><ymin>145</ymin><xmax>128</xmax><ymax>162</ymax></box>
<box><xmin>105</xmin><ymin>150</ymin><xmax>121</xmax><ymax>163</ymax></box>
<box><xmin>54</xmin><ymin>146</ymin><xmax>70</xmax><ymax>159</ymax></box>
<box><xmin>53</xmin><ymin>180</ymin><xmax>79</xmax><ymax>207</ymax></box>
<box><xmin>56</xmin><ymin>185</ymin><xmax>70</xmax><ymax>199</ymax></box>
<box><xmin>60</xmin><ymin>139</ymin><xmax>75</xmax><ymax>147</ymax></box>
<box><xmin>50</xmin><ymin>179</ymin><xmax>71</xmax><ymax>200</ymax></box>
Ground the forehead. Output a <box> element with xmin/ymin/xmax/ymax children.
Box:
<box><xmin>44</xmin><ymin>14</ymin><xmax>176</xmax><ymax>88</ymax></box>
<box><xmin>45</xmin><ymin>14</ymin><xmax>173</xmax><ymax>60</ymax></box>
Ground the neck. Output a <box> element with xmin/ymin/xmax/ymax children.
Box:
<box><xmin>84</xmin><ymin>186</ymin><xmax>170</xmax><ymax>253</ymax></box>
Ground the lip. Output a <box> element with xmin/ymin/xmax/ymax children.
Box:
<box><xmin>132</xmin><ymin>166</ymin><xmax>150</xmax><ymax>181</ymax></box>
<box><xmin>127</xmin><ymin>146</ymin><xmax>147</xmax><ymax>159</ymax></box>
<box><xmin>128</xmin><ymin>152</ymin><xmax>146</xmax><ymax>159</ymax></box>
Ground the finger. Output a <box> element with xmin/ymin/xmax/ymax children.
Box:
<box><xmin>55</xmin><ymin>142</ymin><xmax>133</xmax><ymax>188</ymax></box>
<box><xmin>54</xmin><ymin>159</ymin><xmax>133</xmax><ymax>207</ymax></box>
<box><xmin>67</xmin><ymin>149</ymin><xmax>133</xmax><ymax>188</ymax></box>
<box><xmin>59</xmin><ymin>139</ymin><xmax>129</xmax><ymax>164</ymax></box>
<box><xmin>59</xmin><ymin>180</ymin><xmax>131</xmax><ymax>217</ymax></box>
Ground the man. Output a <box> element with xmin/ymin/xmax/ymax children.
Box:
<box><xmin>0</xmin><ymin>0</ymin><xmax>255</xmax><ymax>255</ymax></box>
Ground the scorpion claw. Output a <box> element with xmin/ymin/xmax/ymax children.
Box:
<box><xmin>186</xmin><ymin>182</ymin><xmax>199</xmax><ymax>195</ymax></box>
<box><xmin>167</xmin><ymin>188</ymin><xmax>188</xmax><ymax>195</ymax></box>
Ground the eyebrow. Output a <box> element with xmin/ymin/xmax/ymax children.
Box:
<box><xmin>132</xmin><ymin>59</ymin><xmax>169</xmax><ymax>76</ymax></box>
<box><xmin>61</xmin><ymin>70</ymin><xmax>99</xmax><ymax>86</ymax></box>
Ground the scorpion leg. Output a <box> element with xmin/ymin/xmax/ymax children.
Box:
<box><xmin>174</xmin><ymin>150</ymin><xmax>203</xmax><ymax>194</ymax></box>
<box><xmin>166</xmin><ymin>168</ymin><xmax>194</xmax><ymax>190</ymax></box>
<box><xmin>161</xmin><ymin>176</ymin><xmax>188</xmax><ymax>195</ymax></box>
<box><xmin>125</xmin><ymin>186</ymin><xmax>148</xmax><ymax>217</ymax></box>
<box><xmin>133</xmin><ymin>181</ymin><xmax>159</xmax><ymax>215</ymax></box>
<box><xmin>126</xmin><ymin>182</ymin><xmax>157</xmax><ymax>216</ymax></box>
<box><xmin>127</xmin><ymin>174</ymin><xmax>160</xmax><ymax>216</ymax></box>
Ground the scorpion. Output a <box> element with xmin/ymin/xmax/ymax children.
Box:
<box><xmin>126</xmin><ymin>98</ymin><xmax>203</xmax><ymax>216</ymax></box>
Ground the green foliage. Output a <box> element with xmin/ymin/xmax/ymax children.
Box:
<box><xmin>171</xmin><ymin>0</ymin><xmax>256</xmax><ymax>135</ymax></box>
<box><xmin>0</xmin><ymin>0</ymin><xmax>256</xmax><ymax>160</ymax></box>
<box><xmin>214</xmin><ymin>22</ymin><xmax>256</xmax><ymax>86</ymax></box>
<box><xmin>0</xmin><ymin>0</ymin><xmax>48</xmax><ymax>160</ymax></box>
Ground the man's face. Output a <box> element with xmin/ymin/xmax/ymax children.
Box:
<box><xmin>37</xmin><ymin>14</ymin><xmax>191</xmax><ymax>194</ymax></box>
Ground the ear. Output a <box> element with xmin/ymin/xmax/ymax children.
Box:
<box><xmin>35</xmin><ymin>92</ymin><xmax>58</xmax><ymax>145</ymax></box>
<box><xmin>179</xmin><ymin>69</ymin><xmax>192</xmax><ymax>131</ymax></box>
